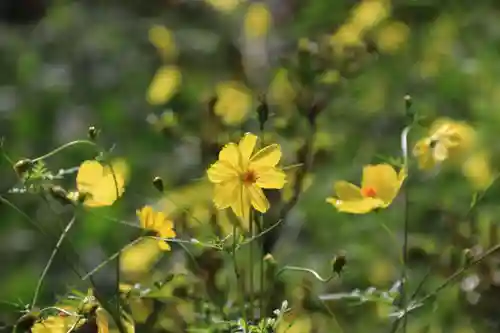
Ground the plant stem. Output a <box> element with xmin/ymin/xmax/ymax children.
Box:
<box><xmin>276</xmin><ymin>266</ymin><xmax>334</xmax><ymax>283</ymax></box>
<box><xmin>231</xmin><ymin>223</ymin><xmax>247</xmax><ymax>329</ymax></box>
<box><xmin>249</xmin><ymin>210</ymin><xmax>255</xmax><ymax>320</ymax></box>
<box><xmin>32</xmin><ymin>215</ymin><xmax>76</xmax><ymax>309</ymax></box>
<box><xmin>31</xmin><ymin>140</ymin><xmax>97</xmax><ymax>163</ymax></box>
<box><xmin>258</xmin><ymin>212</ymin><xmax>265</xmax><ymax>318</ymax></box>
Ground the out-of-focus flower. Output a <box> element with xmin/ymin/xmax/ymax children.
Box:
<box><xmin>326</xmin><ymin>164</ymin><xmax>405</xmax><ymax>214</ymax></box>
<box><xmin>375</xmin><ymin>21</ymin><xmax>410</xmax><ymax>54</ymax></box>
<box><xmin>206</xmin><ymin>0</ymin><xmax>241</xmax><ymax>13</ymax></box>
<box><xmin>148</xmin><ymin>25</ymin><xmax>178</xmax><ymax>60</ymax></box>
<box><xmin>207</xmin><ymin>133</ymin><xmax>286</xmax><ymax>221</ymax></box>
<box><xmin>462</xmin><ymin>150</ymin><xmax>494</xmax><ymax>191</ymax></box>
<box><xmin>244</xmin><ymin>3</ymin><xmax>272</xmax><ymax>38</ymax></box>
<box><xmin>413</xmin><ymin>118</ymin><xmax>476</xmax><ymax>170</ymax></box>
<box><xmin>330</xmin><ymin>0</ymin><xmax>390</xmax><ymax>51</ymax></box>
<box><xmin>137</xmin><ymin>205</ymin><xmax>176</xmax><ymax>251</ymax></box>
<box><xmin>146</xmin><ymin>65</ymin><xmax>182</xmax><ymax>106</ymax></box>
<box><xmin>72</xmin><ymin>159</ymin><xmax>129</xmax><ymax>207</ymax></box>
<box><xmin>214</xmin><ymin>81</ymin><xmax>252</xmax><ymax>125</ymax></box>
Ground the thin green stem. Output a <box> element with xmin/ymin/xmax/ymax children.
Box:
<box><xmin>258</xmin><ymin>213</ymin><xmax>265</xmax><ymax>318</ymax></box>
<box><xmin>31</xmin><ymin>140</ymin><xmax>97</xmax><ymax>163</ymax></box>
<box><xmin>249</xmin><ymin>210</ymin><xmax>255</xmax><ymax>320</ymax></box>
<box><xmin>31</xmin><ymin>215</ymin><xmax>76</xmax><ymax>309</ymax></box>
<box><xmin>276</xmin><ymin>266</ymin><xmax>334</xmax><ymax>283</ymax></box>
<box><xmin>231</xmin><ymin>222</ymin><xmax>247</xmax><ymax>329</ymax></box>
<box><xmin>82</xmin><ymin>237</ymin><xmax>144</xmax><ymax>280</ymax></box>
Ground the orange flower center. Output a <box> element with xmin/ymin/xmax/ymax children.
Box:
<box><xmin>361</xmin><ymin>186</ymin><xmax>377</xmax><ymax>198</ymax></box>
<box><xmin>242</xmin><ymin>170</ymin><xmax>257</xmax><ymax>184</ymax></box>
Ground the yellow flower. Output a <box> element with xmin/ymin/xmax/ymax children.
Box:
<box><xmin>326</xmin><ymin>164</ymin><xmax>404</xmax><ymax>214</ymax></box>
<box><xmin>413</xmin><ymin>118</ymin><xmax>476</xmax><ymax>170</ymax></box>
<box><xmin>137</xmin><ymin>205</ymin><xmax>176</xmax><ymax>251</ymax></box>
<box><xmin>462</xmin><ymin>150</ymin><xmax>494</xmax><ymax>191</ymax></box>
<box><xmin>146</xmin><ymin>65</ymin><xmax>182</xmax><ymax>105</ymax></box>
<box><xmin>74</xmin><ymin>159</ymin><xmax>128</xmax><ymax>207</ymax></box>
<box><xmin>207</xmin><ymin>133</ymin><xmax>286</xmax><ymax>221</ymax></box>
<box><xmin>214</xmin><ymin>81</ymin><xmax>252</xmax><ymax>125</ymax></box>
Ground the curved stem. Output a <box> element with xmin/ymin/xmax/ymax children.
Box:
<box><xmin>32</xmin><ymin>215</ymin><xmax>76</xmax><ymax>309</ymax></box>
<box><xmin>276</xmin><ymin>266</ymin><xmax>334</xmax><ymax>283</ymax></box>
<box><xmin>32</xmin><ymin>140</ymin><xmax>97</xmax><ymax>163</ymax></box>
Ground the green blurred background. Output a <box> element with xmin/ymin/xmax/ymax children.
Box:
<box><xmin>2</xmin><ymin>0</ymin><xmax>500</xmax><ymax>332</ymax></box>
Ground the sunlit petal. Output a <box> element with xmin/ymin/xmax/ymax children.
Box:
<box><xmin>255</xmin><ymin>167</ymin><xmax>286</xmax><ymax>189</ymax></box>
<box><xmin>334</xmin><ymin>181</ymin><xmax>362</xmax><ymax>200</ymax></box>
<box><xmin>248</xmin><ymin>184</ymin><xmax>270</xmax><ymax>213</ymax></box>
<box><xmin>213</xmin><ymin>181</ymin><xmax>239</xmax><ymax>209</ymax></box>
<box><xmin>219</xmin><ymin>143</ymin><xmax>243</xmax><ymax>172</ymax></box>
<box><xmin>207</xmin><ymin>161</ymin><xmax>238</xmax><ymax>183</ymax></box>
<box><xmin>238</xmin><ymin>133</ymin><xmax>258</xmax><ymax>164</ymax></box>
<box><xmin>361</xmin><ymin>164</ymin><xmax>400</xmax><ymax>204</ymax></box>
<box><xmin>250</xmin><ymin>144</ymin><xmax>281</xmax><ymax>168</ymax></box>
<box><xmin>231</xmin><ymin>186</ymin><xmax>251</xmax><ymax>222</ymax></box>
<box><xmin>326</xmin><ymin>197</ymin><xmax>383</xmax><ymax>214</ymax></box>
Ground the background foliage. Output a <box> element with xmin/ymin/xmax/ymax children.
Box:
<box><xmin>2</xmin><ymin>0</ymin><xmax>500</xmax><ymax>332</ymax></box>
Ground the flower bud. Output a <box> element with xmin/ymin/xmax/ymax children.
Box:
<box><xmin>13</xmin><ymin>158</ymin><xmax>33</xmax><ymax>177</ymax></box>
<box><xmin>256</xmin><ymin>97</ymin><xmax>269</xmax><ymax>131</ymax></box>
<box><xmin>331</xmin><ymin>251</ymin><xmax>347</xmax><ymax>276</ymax></box>
<box><xmin>88</xmin><ymin>126</ymin><xmax>99</xmax><ymax>140</ymax></box>
<box><xmin>152</xmin><ymin>176</ymin><xmax>164</xmax><ymax>193</ymax></box>
<box><xmin>49</xmin><ymin>186</ymin><xmax>73</xmax><ymax>205</ymax></box>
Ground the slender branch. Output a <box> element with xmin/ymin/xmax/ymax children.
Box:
<box><xmin>82</xmin><ymin>237</ymin><xmax>144</xmax><ymax>280</ymax></box>
<box><xmin>32</xmin><ymin>215</ymin><xmax>77</xmax><ymax>309</ymax></box>
<box><xmin>417</xmin><ymin>243</ymin><xmax>500</xmax><ymax>305</ymax></box>
<box><xmin>31</xmin><ymin>140</ymin><xmax>97</xmax><ymax>163</ymax></box>
<box><xmin>276</xmin><ymin>266</ymin><xmax>334</xmax><ymax>283</ymax></box>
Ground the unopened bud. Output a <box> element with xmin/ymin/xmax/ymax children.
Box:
<box><xmin>331</xmin><ymin>251</ymin><xmax>347</xmax><ymax>276</ymax></box>
<box><xmin>88</xmin><ymin>126</ymin><xmax>99</xmax><ymax>140</ymax></box>
<box><xmin>13</xmin><ymin>159</ymin><xmax>33</xmax><ymax>177</ymax></box>
<box><xmin>256</xmin><ymin>98</ymin><xmax>269</xmax><ymax>131</ymax></box>
<box><xmin>152</xmin><ymin>176</ymin><xmax>164</xmax><ymax>193</ymax></box>
<box><xmin>263</xmin><ymin>253</ymin><xmax>276</xmax><ymax>265</ymax></box>
<box><xmin>49</xmin><ymin>186</ymin><xmax>73</xmax><ymax>206</ymax></box>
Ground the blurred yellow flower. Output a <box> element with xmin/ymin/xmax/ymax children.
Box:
<box><xmin>244</xmin><ymin>3</ymin><xmax>272</xmax><ymax>38</ymax></box>
<box><xmin>214</xmin><ymin>81</ymin><xmax>252</xmax><ymax>125</ymax></box>
<box><xmin>207</xmin><ymin>132</ymin><xmax>286</xmax><ymax>221</ymax></box>
<box><xmin>413</xmin><ymin>118</ymin><xmax>476</xmax><ymax>170</ymax></box>
<box><xmin>74</xmin><ymin>159</ymin><xmax>128</xmax><ymax>207</ymax></box>
<box><xmin>206</xmin><ymin>0</ymin><xmax>241</xmax><ymax>13</ymax></box>
<box><xmin>137</xmin><ymin>205</ymin><xmax>176</xmax><ymax>251</ymax></box>
<box><xmin>326</xmin><ymin>164</ymin><xmax>404</xmax><ymax>214</ymax></box>
<box><xmin>462</xmin><ymin>150</ymin><xmax>494</xmax><ymax>191</ymax></box>
<box><xmin>375</xmin><ymin>21</ymin><xmax>409</xmax><ymax>54</ymax></box>
<box><xmin>147</xmin><ymin>65</ymin><xmax>182</xmax><ymax>105</ymax></box>
<box><xmin>148</xmin><ymin>25</ymin><xmax>178</xmax><ymax>60</ymax></box>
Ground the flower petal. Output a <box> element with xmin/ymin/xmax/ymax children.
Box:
<box><xmin>207</xmin><ymin>161</ymin><xmax>238</xmax><ymax>183</ymax></box>
<box><xmin>239</xmin><ymin>133</ymin><xmax>258</xmax><ymax>163</ymax></box>
<box><xmin>219</xmin><ymin>143</ymin><xmax>243</xmax><ymax>172</ymax></box>
<box><xmin>76</xmin><ymin>160</ymin><xmax>103</xmax><ymax>192</ymax></box>
<box><xmin>334</xmin><ymin>181</ymin><xmax>362</xmax><ymax>200</ymax></box>
<box><xmin>255</xmin><ymin>167</ymin><xmax>286</xmax><ymax>189</ymax></box>
<box><xmin>137</xmin><ymin>206</ymin><xmax>154</xmax><ymax>229</ymax></box>
<box><xmin>326</xmin><ymin>197</ymin><xmax>383</xmax><ymax>214</ymax></box>
<box><xmin>432</xmin><ymin>142</ymin><xmax>449</xmax><ymax>162</ymax></box>
<box><xmin>231</xmin><ymin>185</ymin><xmax>251</xmax><ymax>222</ymax></box>
<box><xmin>248</xmin><ymin>184</ymin><xmax>270</xmax><ymax>213</ymax></box>
<box><xmin>413</xmin><ymin>139</ymin><xmax>435</xmax><ymax>170</ymax></box>
<box><xmin>361</xmin><ymin>164</ymin><xmax>400</xmax><ymax>204</ymax></box>
<box><xmin>213</xmin><ymin>181</ymin><xmax>239</xmax><ymax>209</ymax></box>
<box><xmin>250</xmin><ymin>144</ymin><xmax>281</xmax><ymax>168</ymax></box>
<box><xmin>157</xmin><ymin>240</ymin><xmax>171</xmax><ymax>251</ymax></box>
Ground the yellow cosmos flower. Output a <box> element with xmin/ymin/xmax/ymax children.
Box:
<box><xmin>413</xmin><ymin>118</ymin><xmax>476</xmax><ymax>170</ymax></box>
<box><xmin>214</xmin><ymin>81</ymin><xmax>252</xmax><ymax>125</ymax></box>
<box><xmin>137</xmin><ymin>205</ymin><xmax>176</xmax><ymax>251</ymax></box>
<box><xmin>207</xmin><ymin>133</ymin><xmax>286</xmax><ymax>221</ymax></box>
<box><xmin>326</xmin><ymin>164</ymin><xmax>405</xmax><ymax>214</ymax></box>
<box><xmin>74</xmin><ymin>159</ymin><xmax>128</xmax><ymax>207</ymax></box>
